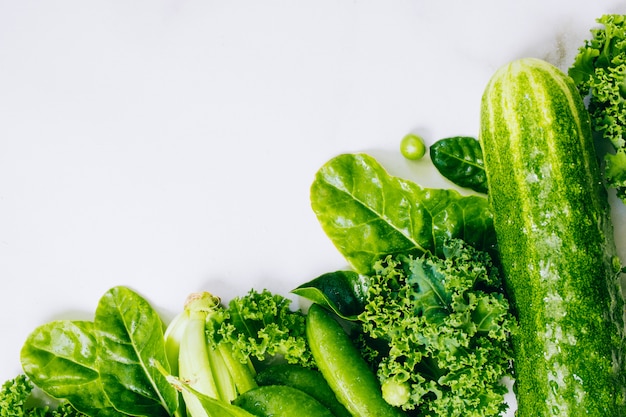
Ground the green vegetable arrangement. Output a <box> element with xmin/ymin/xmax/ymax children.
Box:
<box><xmin>4</xmin><ymin>14</ymin><xmax>626</xmax><ymax>417</ymax></box>
<box><xmin>1</xmin><ymin>152</ymin><xmax>515</xmax><ymax>417</ymax></box>
<box><xmin>299</xmin><ymin>152</ymin><xmax>516</xmax><ymax>416</ymax></box>
<box><xmin>358</xmin><ymin>239</ymin><xmax>515</xmax><ymax>416</ymax></box>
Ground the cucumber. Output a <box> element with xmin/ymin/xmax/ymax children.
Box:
<box><xmin>479</xmin><ymin>57</ymin><xmax>626</xmax><ymax>416</ymax></box>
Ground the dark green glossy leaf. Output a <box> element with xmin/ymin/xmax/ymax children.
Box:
<box><xmin>292</xmin><ymin>271</ymin><xmax>368</xmax><ymax>320</ymax></box>
<box><xmin>20</xmin><ymin>320</ymin><xmax>123</xmax><ymax>417</ymax></box>
<box><xmin>95</xmin><ymin>286</ymin><xmax>178</xmax><ymax>417</ymax></box>
<box><xmin>310</xmin><ymin>153</ymin><xmax>495</xmax><ymax>275</ymax></box>
<box><xmin>430</xmin><ymin>136</ymin><xmax>488</xmax><ymax>194</ymax></box>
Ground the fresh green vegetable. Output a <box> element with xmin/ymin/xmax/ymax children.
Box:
<box><xmin>429</xmin><ymin>136</ymin><xmax>487</xmax><ymax>193</ymax></box>
<box><xmin>0</xmin><ymin>374</ymin><xmax>88</xmax><ymax>417</ymax></box>
<box><xmin>357</xmin><ymin>238</ymin><xmax>515</xmax><ymax>416</ymax></box>
<box><xmin>255</xmin><ymin>364</ymin><xmax>352</xmax><ymax>417</ymax></box>
<box><xmin>163</xmin><ymin>307</ymin><xmax>188</xmax><ymax>380</ymax></box>
<box><xmin>20</xmin><ymin>287</ymin><xmax>177</xmax><ymax>417</ymax></box>
<box><xmin>95</xmin><ymin>287</ymin><xmax>178</xmax><ymax>417</ymax></box>
<box><xmin>215</xmin><ymin>289</ymin><xmax>313</xmax><ymax>369</ymax></box>
<box><xmin>569</xmin><ymin>14</ymin><xmax>626</xmax><ymax>202</ymax></box>
<box><xmin>310</xmin><ymin>153</ymin><xmax>496</xmax><ymax>275</ymax></box>
<box><xmin>20</xmin><ymin>321</ymin><xmax>120</xmax><ymax>417</ymax></box>
<box><xmin>0</xmin><ymin>375</ymin><xmax>33</xmax><ymax>417</ymax></box>
<box><xmin>234</xmin><ymin>385</ymin><xmax>336</xmax><ymax>417</ymax></box>
<box><xmin>163</xmin><ymin>288</ymin><xmax>314</xmax><ymax>417</ymax></box>
<box><xmin>305</xmin><ymin>152</ymin><xmax>515</xmax><ymax>416</ymax></box>
<box><xmin>480</xmin><ymin>57</ymin><xmax>626</xmax><ymax>416</ymax></box>
<box><xmin>15</xmin><ymin>286</ymin><xmax>315</xmax><ymax>417</ymax></box>
<box><xmin>306</xmin><ymin>303</ymin><xmax>405</xmax><ymax>417</ymax></box>
<box><xmin>400</xmin><ymin>133</ymin><xmax>427</xmax><ymax>160</ymax></box>
<box><xmin>176</xmin><ymin>292</ymin><xmax>239</xmax><ymax>417</ymax></box>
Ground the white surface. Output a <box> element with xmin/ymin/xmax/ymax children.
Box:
<box><xmin>1</xmin><ymin>2</ymin><xmax>626</xmax><ymax>415</ymax></box>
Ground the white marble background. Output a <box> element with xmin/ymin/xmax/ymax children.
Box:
<box><xmin>2</xmin><ymin>2</ymin><xmax>626</xmax><ymax>415</ymax></box>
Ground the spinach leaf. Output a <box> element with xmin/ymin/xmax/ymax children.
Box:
<box><xmin>430</xmin><ymin>136</ymin><xmax>488</xmax><ymax>194</ymax></box>
<box><xmin>310</xmin><ymin>153</ymin><xmax>495</xmax><ymax>275</ymax></box>
<box><xmin>95</xmin><ymin>286</ymin><xmax>178</xmax><ymax>417</ymax></box>
<box><xmin>292</xmin><ymin>270</ymin><xmax>368</xmax><ymax>320</ymax></box>
<box><xmin>20</xmin><ymin>320</ymin><xmax>123</xmax><ymax>417</ymax></box>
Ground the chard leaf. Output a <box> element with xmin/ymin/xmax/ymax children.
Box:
<box><xmin>292</xmin><ymin>270</ymin><xmax>368</xmax><ymax>320</ymax></box>
<box><xmin>310</xmin><ymin>153</ymin><xmax>495</xmax><ymax>275</ymax></box>
<box><xmin>94</xmin><ymin>286</ymin><xmax>178</xmax><ymax>417</ymax></box>
<box><xmin>20</xmin><ymin>320</ymin><xmax>123</xmax><ymax>417</ymax></box>
<box><xmin>429</xmin><ymin>136</ymin><xmax>488</xmax><ymax>194</ymax></box>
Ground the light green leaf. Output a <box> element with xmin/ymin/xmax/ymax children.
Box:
<box><xmin>20</xmin><ymin>320</ymin><xmax>123</xmax><ymax>417</ymax></box>
<box><xmin>310</xmin><ymin>153</ymin><xmax>495</xmax><ymax>274</ymax></box>
<box><xmin>95</xmin><ymin>286</ymin><xmax>178</xmax><ymax>417</ymax></box>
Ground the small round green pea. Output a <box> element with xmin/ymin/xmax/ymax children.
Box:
<box><xmin>400</xmin><ymin>133</ymin><xmax>426</xmax><ymax>160</ymax></box>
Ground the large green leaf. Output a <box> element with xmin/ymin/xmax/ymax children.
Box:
<box><xmin>95</xmin><ymin>286</ymin><xmax>178</xmax><ymax>417</ymax></box>
<box><xmin>310</xmin><ymin>153</ymin><xmax>495</xmax><ymax>275</ymax></box>
<box><xmin>20</xmin><ymin>320</ymin><xmax>123</xmax><ymax>417</ymax></box>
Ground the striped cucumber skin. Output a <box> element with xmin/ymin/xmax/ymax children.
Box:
<box><xmin>479</xmin><ymin>58</ymin><xmax>626</xmax><ymax>416</ymax></box>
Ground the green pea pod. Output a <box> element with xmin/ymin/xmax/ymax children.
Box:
<box><xmin>233</xmin><ymin>385</ymin><xmax>334</xmax><ymax>417</ymax></box>
<box><xmin>256</xmin><ymin>364</ymin><xmax>351</xmax><ymax>417</ymax></box>
<box><xmin>305</xmin><ymin>303</ymin><xmax>406</xmax><ymax>417</ymax></box>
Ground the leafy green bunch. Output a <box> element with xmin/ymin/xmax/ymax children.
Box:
<box><xmin>358</xmin><ymin>239</ymin><xmax>516</xmax><ymax>417</ymax></box>
<box><xmin>569</xmin><ymin>14</ymin><xmax>626</xmax><ymax>202</ymax></box>
<box><xmin>213</xmin><ymin>289</ymin><xmax>312</xmax><ymax>368</ymax></box>
<box><xmin>3</xmin><ymin>286</ymin><xmax>314</xmax><ymax>417</ymax></box>
<box><xmin>163</xmin><ymin>288</ymin><xmax>314</xmax><ymax>417</ymax></box>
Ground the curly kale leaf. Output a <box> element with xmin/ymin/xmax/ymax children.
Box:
<box><xmin>214</xmin><ymin>289</ymin><xmax>313</xmax><ymax>369</ymax></box>
<box><xmin>1</xmin><ymin>375</ymin><xmax>33</xmax><ymax>417</ymax></box>
<box><xmin>569</xmin><ymin>14</ymin><xmax>626</xmax><ymax>202</ymax></box>
<box><xmin>357</xmin><ymin>239</ymin><xmax>516</xmax><ymax>417</ymax></box>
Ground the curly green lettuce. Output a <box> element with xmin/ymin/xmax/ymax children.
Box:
<box><xmin>569</xmin><ymin>14</ymin><xmax>626</xmax><ymax>202</ymax></box>
<box><xmin>357</xmin><ymin>239</ymin><xmax>516</xmax><ymax>417</ymax></box>
<box><xmin>211</xmin><ymin>289</ymin><xmax>314</xmax><ymax>369</ymax></box>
